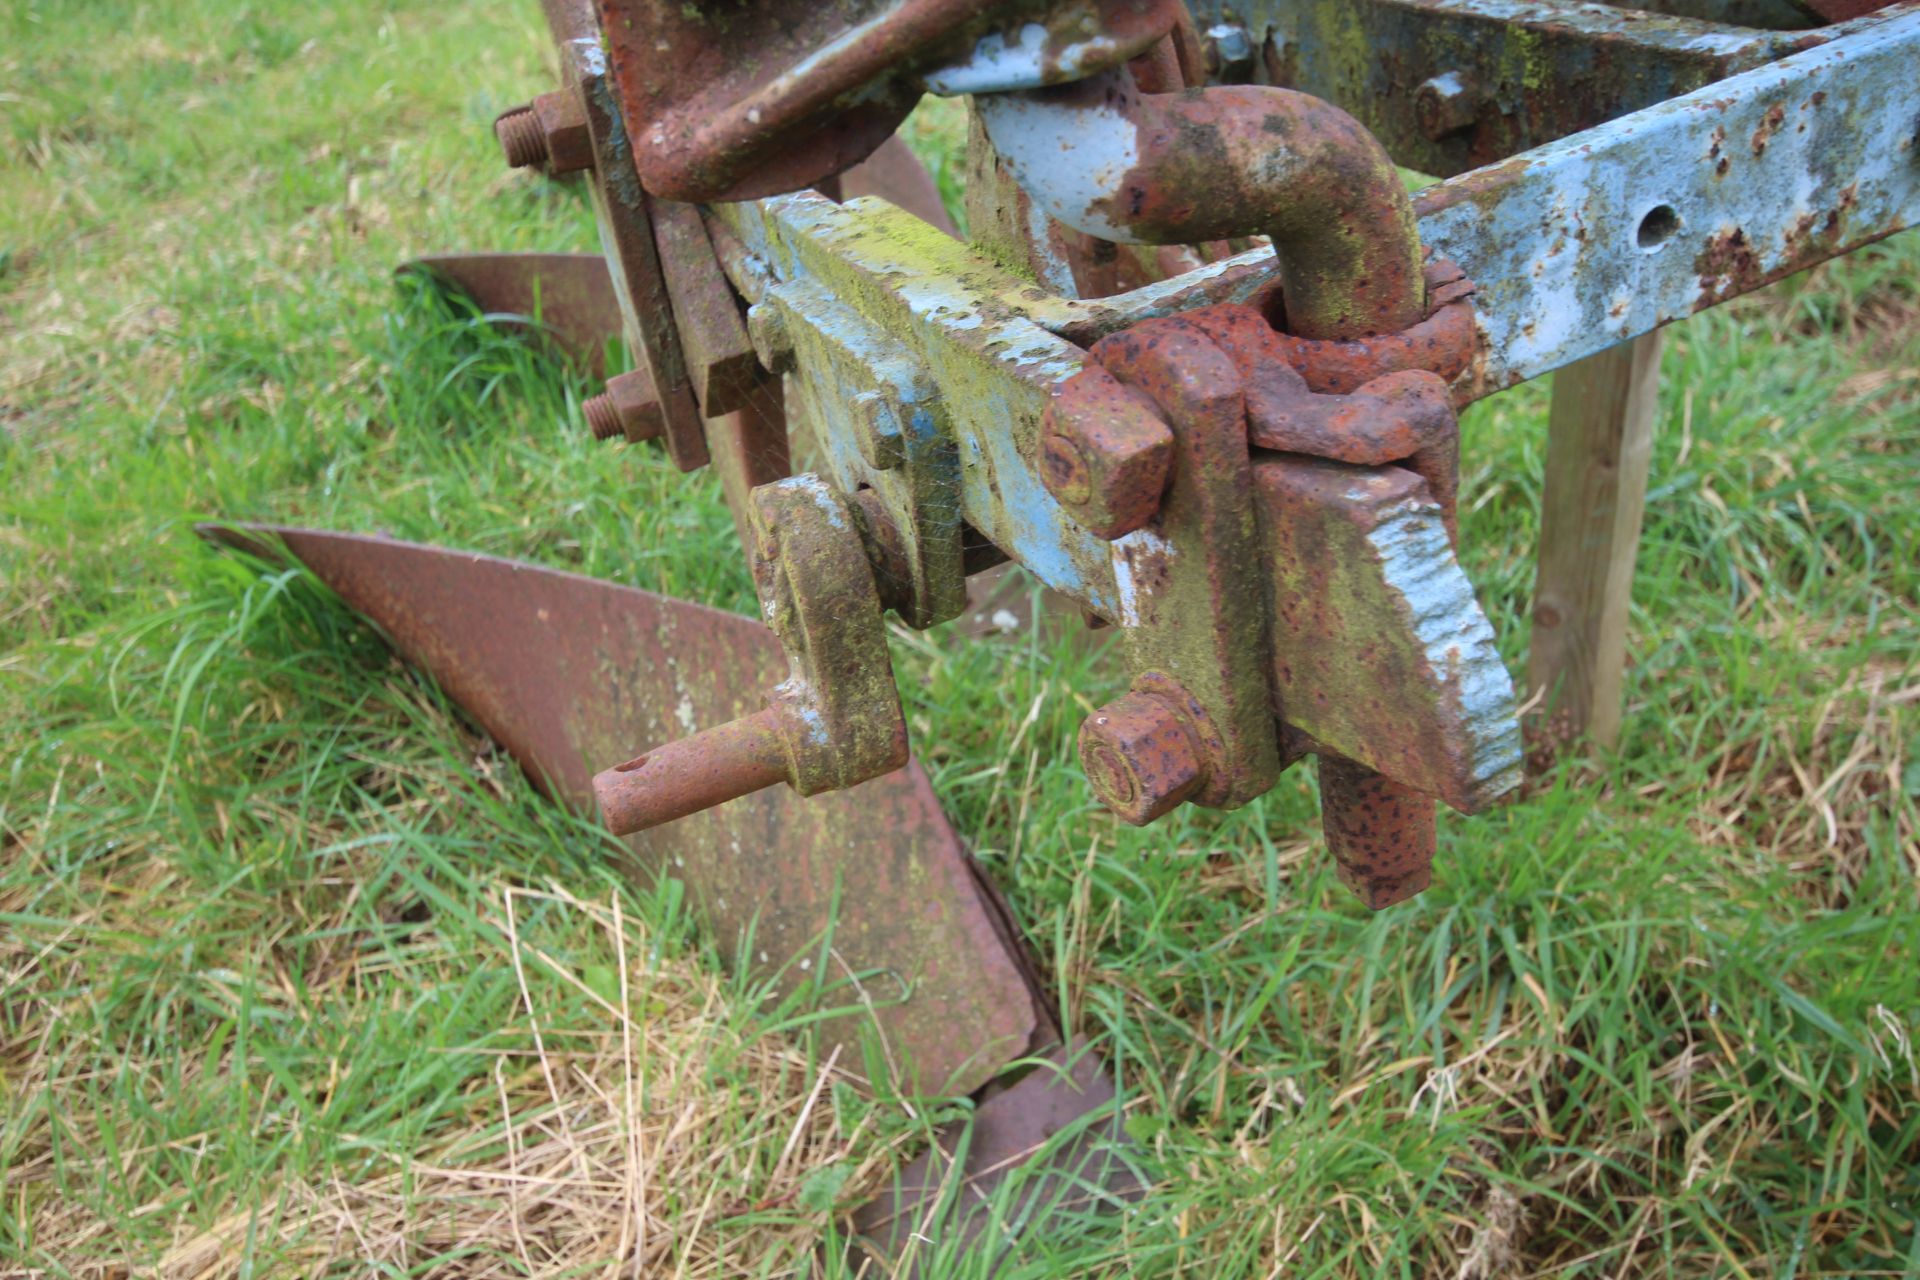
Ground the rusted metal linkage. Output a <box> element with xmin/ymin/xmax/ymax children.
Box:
<box><xmin>596</xmin><ymin>0</ymin><xmax>1187</xmax><ymax>202</ymax></box>
<box><xmin>696</xmin><ymin>97</ymin><xmax>1521</xmax><ymax>903</ymax></box>
<box><xmin>456</xmin><ymin>2</ymin><xmax>1910</xmax><ymax>911</ymax></box>
<box><xmin>973</xmin><ymin>68</ymin><xmax>1427</xmax><ymax>339</ymax></box>
<box><xmin>592</xmin><ymin>477</ymin><xmax>909</xmax><ymax>837</ymax></box>
<box><xmin>1049</xmin><ymin>9</ymin><xmax>1920</xmax><ymax>390</ymax></box>
<box><xmin>584</xmin><ymin>11</ymin><xmax>1915</xmax><ymax>868</ymax></box>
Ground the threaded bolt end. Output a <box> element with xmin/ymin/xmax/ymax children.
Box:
<box><xmin>583</xmin><ymin>393</ymin><xmax>622</xmax><ymax>441</ymax></box>
<box><xmin>495</xmin><ymin>108</ymin><xmax>547</xmax><ymax>170</ymax></box>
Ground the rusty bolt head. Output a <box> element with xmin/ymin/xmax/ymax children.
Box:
<box><xmin>747</xmin><ymin>302</ymin><xmax>796</xmax><ymax>375</ymax></box>
<box><xmin>1041</xmin><ymin>367</ymin><xmax>1174</xmax><ymax>540</ymax></box>
<box><xmin>1079</xmin><ymin>692</ymin><xmax>1206</xmax><ymax>825</ymax></box>
<box><xmin>1415</xmin><ymin>71</ymin><xmax>1477</xmax><ymax>142</ymax></box>
<box><xmin>1042</xmin><ymin>432</ymin><xmax>1092</xmax><ymax>505</ymax></box>
<box><xmin>496</xmin><ymin>90</ymin><xmax>593</xmax><ymax>175</ymax></box>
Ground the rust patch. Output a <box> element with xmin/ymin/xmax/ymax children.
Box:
<box><xmin>1751</xmin><ymin>101</ymin><xmax>1787</xmax><ymax>156</ymax></box>
<box><xmin>1319</xmin><ymin>755</ymin><xmax>1436</xmax><ymax>910</ymax></box>
<box><xmin>1695</xmin><ymin>225</ymin><xmax>1763</xmax><ymax>305</ymax></box>
<box><xmin>598</xmin><ymin>0</ymin><xmax>1180</xmax><ymax>201</ymax></box>
<box><xmin>197</xmin><ymin>523</ymin><xmax>1050</xmax><ymax>1097</ymax></box>
<box><xmin>1693</xmin><ymin>178</ymin><xmax>1869</xmax><ymax>310</ymax></box>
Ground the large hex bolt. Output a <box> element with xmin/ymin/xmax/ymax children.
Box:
<box><xmin>582</xmin><ymin>368</ymin><xmax>664</xmax><ymax>443</ymax></box>
<box><xmin>1079</xmin><ymin>688</ymin><xmax>1208</xmax><ymax>825</ymax></box>
<box><xmin>1041</xmin><ymin>366</ymin><xmax>1174</xmax><ymax>539</ymax></box>
<box><xmin>1318</xmin><ymin>754</ymin><xmax>1437</xmax><ymax>910</ymax></box>
<box><xmin>494</xmin><ymin>90</ymin><xmax>594</xmax><ymax>176</ymax></box>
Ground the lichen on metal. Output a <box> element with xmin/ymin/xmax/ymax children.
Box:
<box><xmin>975</xmin><ymin>66</ymin><xmax>1428</xmax><ymax>337</ymax></box>
<box><xmin>1254</xmin><ymin>458</ymin><xmax>1522</xmax><ymax>812</ymax></box>
<box><xmin>592</xmin><ymin>475</ymin><xmax>911</xmax><ymax>834</ymax></box>
<box><xmin>1059</xmin><ymin>9</ymin><xmax>1920</xmax><ymax>392</ymax></box>
<box><xmin>756</xmin><ymin>273</ymin><xmax>966</xmax><ymax>626</ymax></box>
<box><xmin>1416</xmin><ymin>8</ymin><xmax>1920</xmax><ymax>390</ymax></box>
<box><xmin>713</xmin><ymin>192</ymin><xmax>1125</xmax><ymax>612</ymax></box>
<box><xmin>1224</xmin><ymin>0</ymin><xmax>1819</xmax><ymax>175</ymax></box>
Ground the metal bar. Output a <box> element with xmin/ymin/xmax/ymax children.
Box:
<box><xmin>651</xmin><ymin>199</ymin><xmax>761</xmax><ymax>418</ymax></box>
<box><xmin>561</xmin><ymin>37</ymin><xmax>710</xmax><ymax>468</ymax></box>
<box><xmin>715</xmin><ymin>194</ymin><xmax>1122</xmax><ymax>612</ymax></box>
<box><xmin>974</xmin><ymin>70</ymin><xmax>1428</xmax><ymax>336</ymax></box>
<box><xmin>1057</xmin><ymin>10</ymin><xmax>1920</xmax><ymax>393</ymax></box>
<box><xmin>1417</xmin><ymin>8</ymin><xmax>1920</xmax><ymax>393</ymax></box>
<box><xmin>1237</xmin><ymin>0</ymin><xmax>1800</xmax><ymax>175</ymax></box>
<box><xmin>1600</xmin><ymin>0</ymin><xmax>1816</xmax><ymax>24</ymax></box>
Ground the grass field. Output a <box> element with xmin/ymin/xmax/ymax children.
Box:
<box><xmin>3</xmin><ymin>2</ymin><xmax>1918</xmax><ymax>1276</ymax></box>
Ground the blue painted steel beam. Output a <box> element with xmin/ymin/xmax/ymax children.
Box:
<box><xmin>1067</xmin><ymin>9</ymin><xmax>1919</xmax><ymax>392</ymax></box>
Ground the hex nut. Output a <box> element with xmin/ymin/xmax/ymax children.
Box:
<box><xmin>1042</xmin><ymin>367</ymin><xmax>1174</xmax><ymax>540</ymax></box>
<box><xmin>604</xmin><ymin>369</ymin><xmax>665</xmax><ymax>442</ymax></box>
<box><xmin>532</xmin><ymin>89</ymin><xmax>594</xmax><ymax>174</ymax></box>
<box><xmin>496</xmin><ymin>90</ymin><xmax>593</xmax><ymax>175</ymax></box>
<box><xmin>1078</xmin><ymin>691</ymin><xmax>1206</xmax><ymax>825</ymax></box>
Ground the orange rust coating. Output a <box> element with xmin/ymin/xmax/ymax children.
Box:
<box><xmin>1040</xmin><ymin>366</ymin><xmax>1175</xmax><ymax>540</ymax></box>
<box><xmin>1108</xmin><ymin>83</ymin><xmax>1426</xmax><ymax>339</ymax></box>
<box><xmin>1078</xmin><ymin>692</ymin><xmax>1207</xmax><ymax>825</ymax></box>
<box><xmin>599</xmin><ymin>0</ymin><xmax>1182</xmax><ymax>202</ymax></box>
<box><xmin>594</xmin><ymin>705</ymin><xmax>792</xmax><ymax>837</ymax></box>
<box><xmin>1252</xmin><ymin>260</ymin><xmax>1479</xmax><ymax>399</ymax></box>
<box><xmin>1184</xmin><ymin>303</ymin><xmax>1462</xmax><ymax>544</ymax></box>
<box><xmin>1319</xmin><ymin>754</ymin><xmax>1438</xmax><ymax>911</ymax></box>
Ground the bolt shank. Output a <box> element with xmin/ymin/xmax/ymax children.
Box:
<box><xmin>594</xmin><ymin>706</ymin><xmax>791</xmax><ymax>836</ymax></box>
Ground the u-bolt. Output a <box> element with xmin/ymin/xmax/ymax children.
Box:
<box><xmin>974</xmin><ymin>69</ymin><xmax>1425</xmax><ymax>342</ymax></box>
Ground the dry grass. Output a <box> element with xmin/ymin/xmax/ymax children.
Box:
<box><xmin>8</xmin><ymin>883</ymin><xmax>894</xmax><ymax>1279</ymax></box>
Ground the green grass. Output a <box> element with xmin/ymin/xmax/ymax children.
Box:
<box><xmin>3</xmin><ymin>1</ymin><xmax>1918</xmax><ymax>1276</ymax></box>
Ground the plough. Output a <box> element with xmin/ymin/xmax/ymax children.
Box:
<box><xmin>203</xmin><ymin>0</ymin><xmax>1919</xmax><ymax>1263</ymax></box>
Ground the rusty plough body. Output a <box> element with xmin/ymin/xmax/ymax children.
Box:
<box><xmin>206</xmin><ymin>0</ymin><xmax>1918</xmax><ymax>1262</ymax></box>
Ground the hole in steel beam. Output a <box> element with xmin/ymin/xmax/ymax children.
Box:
<box><xmin>1637</xmin><ymin>204</ymin><xmax>1681</xmax><ymax>251</ymax></box>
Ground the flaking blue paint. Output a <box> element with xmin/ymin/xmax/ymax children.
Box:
<box><xmin>1367</xmin><ymin>495</ymin><xmax>1524</xmax><ymax>808</ymax></box>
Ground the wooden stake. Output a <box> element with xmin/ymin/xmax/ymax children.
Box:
<box><xmin>1528</xmin><ymin>331</ymin><xmax>1664</xmax><ymax>751</ymax></box>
